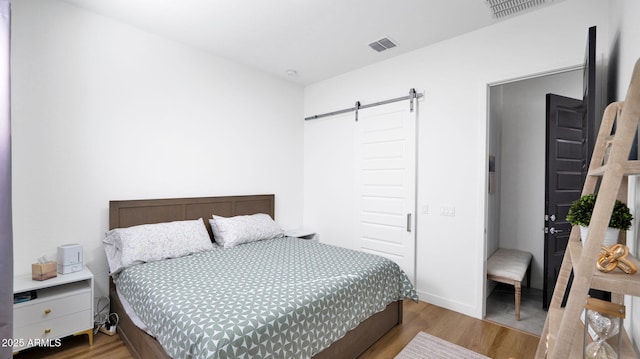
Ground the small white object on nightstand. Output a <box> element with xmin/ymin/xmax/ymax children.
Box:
<box><xmin>285</xmin><ymin>228</ymin><xmax>317</xmax><ymax>240</ymax></box>
<box><xmin>57</xmin><ymin>243</ymin><xmax>83</xmax><ymax>274</ymax></box>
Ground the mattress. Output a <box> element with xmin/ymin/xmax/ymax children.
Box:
<box><xmin>114</xmin><ymin>237</ymin><xmax>418</xmax><ymax>359</ymax></box>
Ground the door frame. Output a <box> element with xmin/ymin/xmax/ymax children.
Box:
<box><xmin>482</xmin><ymin>64</ymin><xmax>584</xmax><ymax>318</ymax></box>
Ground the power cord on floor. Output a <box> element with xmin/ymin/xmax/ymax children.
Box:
<box><xmin>99</xmin><ymin>312</ymin><xmax>119</xmax><ymax>336</ymax></box>
<box><xmin>94</xmin><ymin>296</ymin><xmax>119</xmax><ymax>335</ymax></box>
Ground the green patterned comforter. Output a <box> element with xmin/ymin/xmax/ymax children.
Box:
<box><xmin>114</xmin><ymin>237</ymin><xmax>418</xmax><ymax>359</ymax></box>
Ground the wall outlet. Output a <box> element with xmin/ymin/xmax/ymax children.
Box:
<box><xmin>440</xmin><ymin>205</ymin><xmax>455</xmax><ymax>217</ymax></box>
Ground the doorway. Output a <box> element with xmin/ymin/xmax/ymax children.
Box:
<box><xmin>485</xmin><ymin>68</ymin><xmax>582</xmax><ymax>335</ymax></box>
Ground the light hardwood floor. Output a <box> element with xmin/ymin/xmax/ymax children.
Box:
<box><xmin>360</xmin><ymin>300</ymin><xmax>539</xmax><ymax>359</ymax></box>
<box><xmin>14</xmin><ymin>300</ymin><xmax>540</xmax><ymax>359</ymax></box>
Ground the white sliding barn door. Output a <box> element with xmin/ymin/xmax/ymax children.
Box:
<box><xmin>355</xmin><ymin>101</ymin><xmax>417</xmax><ymax>283</ymax></box>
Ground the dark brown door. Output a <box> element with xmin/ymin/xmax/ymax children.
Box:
<box><xmin>543</xmin><ymin>93</ymin><xmax>587</xmax><ymax>309</ymax></box>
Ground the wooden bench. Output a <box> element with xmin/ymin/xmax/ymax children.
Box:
<box><xmin>487</xmin><ymin>248</ymin><xmax>533</xmax><ymax>321</ymax></box>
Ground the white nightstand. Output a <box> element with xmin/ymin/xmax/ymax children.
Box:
<box><xmin>285</xmin><ymin>228</ymin><xmax>317</xmax><ymax>241</ymax></box>
<box><xmin>12</xmin><ymin>267</ymin><xmax>94</xmax><ymax>353</ymax></box>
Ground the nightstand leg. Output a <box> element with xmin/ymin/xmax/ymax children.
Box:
<box><xmin>74</xmin><ymin>328</ymin><xmax>94</xmax><ymax>346</ymax></box>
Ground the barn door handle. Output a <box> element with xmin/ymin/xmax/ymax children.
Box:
<box><xmin>406</xmin><ymin>213</ymin><xmax>412</xmax><ymax>232</ymax></box>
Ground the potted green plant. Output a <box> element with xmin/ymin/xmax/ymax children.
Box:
<box><xmin>566</xmin><ymin>194</ymin><xmax>633</xmax><ymax>246</ymax></box>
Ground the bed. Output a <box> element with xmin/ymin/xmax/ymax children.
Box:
<box><xmin>107</xmin><ymin>194</ymin><xmax>417</xmax><ymax>359</ymax></box>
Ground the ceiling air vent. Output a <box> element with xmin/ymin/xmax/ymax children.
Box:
<box><xmin>485</xmin><ymin>0</ymin><xmax>553</xmax><ymax>18</ymax></box>
<box><xmin>368</xmin><ymin>37</ymin><xmax>397</xmax><ymax>52</ymax></box>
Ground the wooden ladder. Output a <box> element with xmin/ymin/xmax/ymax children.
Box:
<box><xmin>535</xmin><ymin>58</ymin><xmax>640</xmax><ymax>358</ymax></box>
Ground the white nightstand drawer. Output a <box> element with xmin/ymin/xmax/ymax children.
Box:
<box><xmin>14</xmin><ymin>290</ymin><xmax>91</xmax><ymax>328</ymax></box>
<box><xmin>13</xmin><ymin>309</ymin><xmax>92</xmax><ymax>351</ymax></box>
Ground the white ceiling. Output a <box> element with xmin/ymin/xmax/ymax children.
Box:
<box><xmin>60</xmin><ymin>0</ymin><xmax>562</xmax><ymax>86</ymax></box>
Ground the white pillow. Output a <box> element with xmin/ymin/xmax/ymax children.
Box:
<box><xmin>103</xmin><ymin>218</ymin><xmax>214</xmax><ymax>274</ymax></box>
<box><xmin>209</xmin><ymin>213</ymin><xmax>283</xmax><ymax>248</ymax></box>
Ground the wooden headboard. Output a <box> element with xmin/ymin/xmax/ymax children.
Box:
<box><xmin>109</xmin><ymin>194</ymin><xmax>275</xmax><ymax>239</ymax></box>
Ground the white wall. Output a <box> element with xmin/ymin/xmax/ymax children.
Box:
<box><xmin>609</xmin><ymin>0</ymin><xmax>640</xmax><ymax>351</ymax></box>
<box><xmin>304</xmin><ymin>0</ymin><xmax>610</xmax><ymax>318</ymax></box>
<box><xmin>494</xmin><ymin>70</ymin><xmax>582</xmax><ymax>290</ymax></box>
<box><xmin>11</xmin><ymin>0</ymin><xmax>304</xmax><ymax>299</ymax></box>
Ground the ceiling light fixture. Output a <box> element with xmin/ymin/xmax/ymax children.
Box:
<box><xmin>368</xmin><ymin>37</ymin><xmax>397</xmax><ymax>52</ymax></box>
<box><xmin>285</xmin><ymin>69</ymin><xmax>298</xmax><ymax>77</ymax></box>
<box><xmin>485</xmin><ymin>0</ymin><xmax>552</xmax><ymax>18</ymax></box>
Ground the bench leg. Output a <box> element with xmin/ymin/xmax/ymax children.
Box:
<box><xmin>515</xmin><ymin>281</ymin><xmax>522</xmax><ymax>321</ymax></box>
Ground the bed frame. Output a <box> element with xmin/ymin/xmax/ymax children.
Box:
<box><xmin>108</xmin><ymin>194</ymin><xmax>402</xmax><ymax>359</ymax></box>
